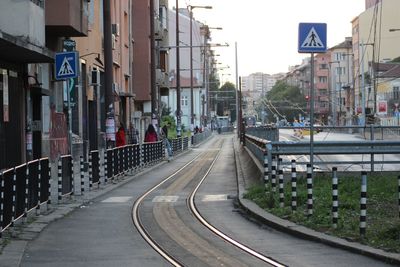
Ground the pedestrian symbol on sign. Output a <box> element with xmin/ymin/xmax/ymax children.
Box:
<box><xmin>57</xmin><ymin>56</ymin><xmax>75</xmax><ymax>77</ymax></box>
<box><xmin>301</xmin><ymin>27</ymin><xmax>324</xmax><ymax>48</ymax></box>
<box><xmin>298</xmin><ymin>23</ymin><xmax>327</xmax><ymax>53</ymax></box>
<box><xmin>55</xmin><ymin>51</ymin><xmax>78</xmax><ymax>80</ymax></box>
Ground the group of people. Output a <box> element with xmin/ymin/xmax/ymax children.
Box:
<box><xmin>115</xmin><ymin>122</ymin><xmax>173</xmax><ymax>159</ymax></box>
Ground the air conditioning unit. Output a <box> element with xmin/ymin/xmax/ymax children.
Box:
<box><xmin>112</xmin><ymin>34</ymin><xmax>116</xmax><ymax>49</ymax></box>
<box><xmin>154</xmin><ymin>22</ymin><xmax>162</xmax><ymax>41</ymax></box>
<box><xmin>112</xmin><ymin>23</ymin><xmax>120</xmax><ymax>36</ymax></box>
<box><xmin>156</xmin><ymin>69</ymin><xmax>163</xmax><ymax>84</ymax></box>
<box><xmin>91</xmin><ymin>69</ymin><xmax>100</xmax><ymax>85</ymax></box>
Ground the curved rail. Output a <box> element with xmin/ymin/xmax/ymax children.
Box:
<box><xmin>132</xmin><ymin>139</ymin><xmax>286</xmax><ymax>266</ymax></box>
<box><xmin>187</xmin><ymin>143</ymin><xmax>287</xmax><ymax>267</ymax></box>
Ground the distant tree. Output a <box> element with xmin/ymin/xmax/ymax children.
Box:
<box><xmin>264</xmin><ymin>81</ymin><xmax>306</xmax><ymax>122</ymax></box>
<box><xmin>217</xmin><ymin>81</ymin><xmax>237</xmax><ymax>123</ymax></box>
<box><xmin>391</xmin><ymin>56</ymin><xmax>400</xmax><ymax>63</ymax></box>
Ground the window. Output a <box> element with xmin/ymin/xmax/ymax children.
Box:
<box><xmin>334</xmin><ymin>53</ymin><xmax>346</xmax><ymax>61</ymax></box>
<box><xmin>318</xmin><ymin>76</ymin><xmax>327</xmax><ymax>83</ymax></box>
<box><xmin>335</xmin><ymin>67</ymin><xmax>345</xmax><ymax>75</ymax></box>
<box><xmin>394</xmin><ymin>86</ymin><xmax>399</xmax><ymax>99</ymax></box>
<box><xmin>181</xmin><ymin>96</ymin><xmax>188</xmax><ymax>106</ymax></box>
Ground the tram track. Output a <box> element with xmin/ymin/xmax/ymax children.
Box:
<box><xmin>131</xmin><ymin>138</ymin><xmax>286</xmax><ymax>267</ymax></box>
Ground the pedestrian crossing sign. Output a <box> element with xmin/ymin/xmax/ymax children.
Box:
<box><xmin>55</xmin><ymin>51</ymin><xmax>78</xmax><ymax>80</ymax></box>
<box><xmin>298</xmin><ymin>23</ymin><xmax>327</xmax><ymax>53</ymax></box>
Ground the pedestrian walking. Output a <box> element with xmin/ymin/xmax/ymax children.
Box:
<box><xmin>116</xmin><ymin>122</ymin><xmax>126</xmax><ymax>147</ymax></box>
<box><xmin>144</xmin><ymin>124</ymin><xmax>158</xmax><ymax>143</ymax></box>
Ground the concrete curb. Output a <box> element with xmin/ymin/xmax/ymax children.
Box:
<box><xmin>233</xmin><ymin>137</ymin><xmax>400</xmax><ymax>265</ymax></box>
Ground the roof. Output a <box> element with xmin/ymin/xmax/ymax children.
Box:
<box><xmin>371</xmin><ymin>62</ymin><xmax>400</xmax><ymax>78</ymax></box>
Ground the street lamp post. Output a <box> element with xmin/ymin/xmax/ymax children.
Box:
<box><xmin>189</xmin><ymin>5</ymin><xmax>212</xmax><ymax>133</ymax></box>
<box><xmin>329</xmin><ymin>61</ymin><xmax>341</xmax><ymax>126</ymax></box>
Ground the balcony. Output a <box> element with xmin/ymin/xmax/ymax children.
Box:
<box><xmin>0</xmin><ymin>0</ymin><xmax>53</xmax><ymax>63</ymax></box>
<box><xmin>45</xmin><ymin>0</ymin><xmax>88</xmax><ymax>37</ymax></box>
<box><xmin>0</xmin><ymin>0</ymin><xmax>45</xmax><ymax>48</ymax></box>
<box><xmin>156</xmin><ymin>69</ymin><xmax>170</xmax><ymax>95</ymax></box>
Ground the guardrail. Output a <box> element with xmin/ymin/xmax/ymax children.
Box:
<box><xmin>244</xmin><ymin>130</ymin><xmax>400</xmax><ymax>174</ymax></box>
<box><xmin>1</xmin><ymin>158</ymin><xmax>51</xmax><ymax>237</ymax></box>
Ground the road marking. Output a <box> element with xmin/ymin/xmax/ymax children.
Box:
<box><xmin>152</xmin><ymin>195</ymin><xmax>179</xmax><ymax>203</ymax></box>
<box><xmin>101</xmin><ymin>196</ymin><xmax>132</xmax><ymax>203</ymax></box>
<box><xmin>201</xmin><ymin>194</ymin><xmax>228</xmax><ymax>202</ymax></box>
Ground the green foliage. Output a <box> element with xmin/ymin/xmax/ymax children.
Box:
<box><xmin>264</xmin><ymin>81</ymin><xmax>306</xmax><ymax>122</ymax></box>
<box><xmin>216</xmin><ymin>82</ymin><xmax>237</xmax><ymax>122</ymax></box>
<box><xmin>391</xmin><ymin>56</ymin><xmax>400</xmax><ymax>63</ymax></box>
<box><xmin>244</xmin><ymin>172</ymin><xmax>400</xmax><ymax>252</ymax></box>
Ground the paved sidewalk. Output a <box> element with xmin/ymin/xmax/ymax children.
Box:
<box><xmin>233</xmin><ymin>137</ymin><xmax>400</xmax><ymax>265</ymax></box>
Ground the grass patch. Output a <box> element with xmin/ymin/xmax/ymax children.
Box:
<box><xmin>243</xmin><ymin>172</ymin><xmax>400</xmax><ymax>253</ymax></box>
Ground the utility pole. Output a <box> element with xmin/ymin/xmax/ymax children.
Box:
<box><xmin>235</xmin><ymin>42</ymin><xmax>239</xmax><ymax>138</ymax></box>
<box><xmin>150</xmin><ymin>0</ymin><xmax>158</xmax><ymax>127</ymax></box>
<box><xmin>175</xmin><ymin>1</ymin><xmax>181</xmax><ymax>137</ymax></box>
<box><xmin>103</xmin><ymin>0</ymin><xmax>114</xmax><ymax>147</ymax></box>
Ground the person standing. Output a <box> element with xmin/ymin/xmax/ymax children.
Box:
<box><xmin>128</xmin><ymin>122</ymin><xmax>139</xmax><ymax>144</ymax></box>
<box><xmin>116</xmin><ymin>122</ymin><xmax>126</xmax><ymax>147</ymax></box>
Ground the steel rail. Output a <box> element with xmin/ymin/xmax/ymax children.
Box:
<box><xmin>131</xmin><ymin>153</ymin><xmax>203</xmax><ymax>267</ymax></box>
<box><xmin>187</xmin><ymin>141</ymin><xmax>287</xmax><ymax>267</ymax></box>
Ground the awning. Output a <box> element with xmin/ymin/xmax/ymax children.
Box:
<box><xmin>0</xmin><ymin>31</ymin><xmax>54</xmax><ymax>63</ymax></box>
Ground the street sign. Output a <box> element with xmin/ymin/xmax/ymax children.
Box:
<box><xmin>55</xmin><ymin>52</ymin><xmax>78</xmax><ymax>80</ymax></box>
<box><xmin>298</xmin><ymin>23</ymin><xmax>327</xmax><ymax>53</ymax></box>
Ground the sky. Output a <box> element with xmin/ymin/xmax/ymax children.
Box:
<box><xmin>169</xmin><ymin>0</ymin><xmax>365</xmax><ymax>82</ymax></box>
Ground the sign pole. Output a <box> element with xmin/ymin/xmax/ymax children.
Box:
<box><xmin>310</xmin><ymin>53</ymin><xmax>315</xmax><ymax>170</ymax></box>
<box><xmin>298</xmin><ymin>22</ymin><xmax>327</xmax><ymax>177</ymax></box>
<box><xmin>67</xmin><ymin>78</ymin><xmax>73</xmax><ymax>155</ymax></box>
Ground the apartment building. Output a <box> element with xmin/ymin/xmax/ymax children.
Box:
<box><xmin>167</xmin><ymin>8</ymin><xmax>207</xmax><ymax>130</ymax></box>
<box><xmin>0</xmin><ymin>0</ymin><xmax>90</xmax><ymax>170</ymax></box>
<box><xmin>329</xmin><ymin>37</ymin><xmax>354</xmax><ymax>126</ymax></box>
<box><xmin>352</xmin><ymin>0</ymin><xmax>400</xmax><ymax>123</ymax></box>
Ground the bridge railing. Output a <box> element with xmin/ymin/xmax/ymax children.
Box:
<box><xmin>244</xmin><ymin>131</ymin><xmax>400</xmax><ymax>175</ymax></box>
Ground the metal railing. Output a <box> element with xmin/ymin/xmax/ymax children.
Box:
<box><xmin>244</xmin><ymin>129</ymin><xmax>400</xmax><ymax>174</ymax></box>
<box><xmin>1</xmin><ymin>157</ymin><xmax>51</xmax><ymax>237</ymax></box>
<box><xmin>191</xmin><ymin>129</ymin><xmax>212</xmax><ymax>145</ymax></box>
<box><xmin>0</xmin><ymin>134</ymin><xmax>198</xmax><ymax>238</ymax></box>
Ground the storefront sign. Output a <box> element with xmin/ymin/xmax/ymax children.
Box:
<box><xmin>377</xmin><ymin>101</ymin><xmax>387</xmax><ymax>114</ymax></box>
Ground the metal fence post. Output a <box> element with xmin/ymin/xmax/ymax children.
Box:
<box><xmin>48</xmin><ymin>160</ymin><xmax>51</xmax><ymax>205</ymax></box>
<box><xmin>24</xmin><ymin>164</ymin><xmax>29</xmax><ymax>222</ymax></box>
<box><xmin>332</xmin><ymin>167</ymin><xmax>338</xmax><ymax>228</ymax></box>
<box><xmin>291</xmin><ymin>159</ymin><xmax>297</xmax><ymax>212</ymax></box>
<box><xmin>58</xmin><ymin>158</ymin><xmax>62</xmax><ymax>203</ymax></box>
<box><xmin>398</xmin><ymin>175</ymin><xmax>400</xmax><ymax>218</ymax></box>
<box><xmin>278</xmin><ymin>158</ymin><xmax>284</xmax><ymax>208</ymax></box>
<box><xmin>307</xmin><ymin>163</ymin><xmax>313</xmax><ymax>217</ymax></box>
<box><xmin>271</xmin><ymin>159</ymin><xmax>276</xmax><ymax>193</ymax></box>
<box><xmin>37</xmin><ymin>161</ymin><xmax>41</xmax><ymax>215</ymax></box>
<box><xmin>263</xmin><ymin>149</ymin><xmax>269</xmax><ymax>191</ymax></box>
<box><xmin>0</xmin><ymin>172</ymin><xmax>4</xmax><ymax>238</ymax></box>
<box><xmin>360</xmin><ymin>171</ymin><xmax>367</xmax><ymax>237</ymax></box>
<box><xmin>80</xmin><ymin>156</ymin><xmax>85</xmax><ymax>195</ymax></box>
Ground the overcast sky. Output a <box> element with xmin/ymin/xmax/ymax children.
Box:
<box><xmin>169</xmin><ymin>0</ymin><xmax>365</xmax><ymax>82</ymax></box>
